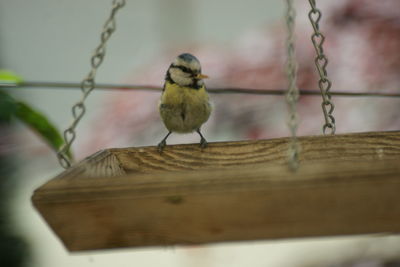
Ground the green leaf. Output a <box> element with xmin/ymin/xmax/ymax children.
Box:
<box><xmin>14</xmin><ymin>101</ymin><xmax>72</xmax><ymax>159</ymax></box>
<box><xmin>0</xmin><ymin>90</ymin><xmax>18</xmax><ymax>122</ymax></box>
<box><xmin>0</xmin><ymin>70</ymin><xmax>23</xmax><ymax>84</ymax></box>
<box><xmin>0</xmin><ymin>88</ymin><xmax>72</xmax><ymax>160</ymax></box>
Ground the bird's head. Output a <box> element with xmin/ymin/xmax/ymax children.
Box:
<box><xmin>166</xmin><ymin>53</ymin><xmax>208</xmax><ymax>88</ymax></box>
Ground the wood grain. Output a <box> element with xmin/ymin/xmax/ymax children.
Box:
<box><xmin>55</xmin><ymin>131</ymin><xmax>400</xmax><ymax>177</ymax></box>
<box><xmin>56</xmin><ymin>150</ymin><xmax>126</xmax><ymax>179</ymax></box>
<box><xmin>32</xmin><ymin>131</ymin><xmax>400</xmax><ymax>251</ymax></box>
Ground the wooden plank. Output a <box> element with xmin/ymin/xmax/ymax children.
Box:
<box><xmin>56</xmin><ymin>131</ymin><xmax>400</xmax><ymax>177</ymax></box>
<box><xmin>55</xmin><ymin>149</ymin><xmax>126</xmax><ymax>179</ymax></box>
<box><xmin>32</xmin><ymin>131</ymin><xmax>400</xmax><ymax>251</ymax></box>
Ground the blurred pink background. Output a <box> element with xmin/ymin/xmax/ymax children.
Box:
<box><xmin>74</xmin><ymin>0</ymin><xmax>400</xmax><ymax>159</ymax></box>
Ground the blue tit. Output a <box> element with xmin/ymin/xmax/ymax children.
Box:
<box><xmin>158</xmin><ymin>53</ymin><xmax>211</xmax><ymax>152</ymax></box>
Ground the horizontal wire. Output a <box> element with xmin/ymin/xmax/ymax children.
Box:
<box><xmin>0</xmin><ymin>81</ymin><xmax>400</xmax><ymax>98</ymax></box>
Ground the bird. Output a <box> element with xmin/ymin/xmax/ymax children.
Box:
<box><xmin>158</xmin><ymin>53</ymin><xmax>211</xmax><ymax>152</ymax></box>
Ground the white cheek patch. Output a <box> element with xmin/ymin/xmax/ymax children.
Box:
<box><xmin>169</xmin><ymin>68</ymin><xmax>191</xmax><ymax>79</ymax></box>
<box><xmin>169</xmin><ymin>68</ymin><xmax>193</xmax><ymax>86</ymax></box>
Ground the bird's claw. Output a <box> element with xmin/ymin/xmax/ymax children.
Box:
<box><xmin>158</xmin><ymin>140</ymin><xmax>166</xmax><ymax>153</ymax></box>
<box><xmin>200</xmin><ymin>138</ymin><xmax>208</xmax><ymax>149</ymax></box>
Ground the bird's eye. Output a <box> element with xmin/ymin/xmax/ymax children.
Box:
<box><xmin>181</xmin><ymin>66</ymin><xmax>191</xmax><ymax>73</ymax></box>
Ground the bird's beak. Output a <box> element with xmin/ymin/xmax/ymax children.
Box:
<box><xmin>195</xmin><ymin>73</ymin><xmax>209</xmax><ymax>79</ymax></box>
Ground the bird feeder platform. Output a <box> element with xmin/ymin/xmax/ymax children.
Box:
<box><xmin>32</xmin><ymin>131</ymin><xmax>400</xmax><ymax>251</ymax></box>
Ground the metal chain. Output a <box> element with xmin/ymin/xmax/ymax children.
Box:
<box><xmin>285</xmin><ymin>0</ymin><xmax>300</xmax><ymax>170</ymax></box>
<box><xmin>57</xmin><ymin>0</ymin><xmax>126</xmax><ymax>169</ymax></box>
<box><xmin>307</xmin><ymin>0</ymin><xmax>336</xmax><ymax>134</ymax></box>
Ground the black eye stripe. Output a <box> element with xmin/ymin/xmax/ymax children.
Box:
<box><xmin>166</xmin><ymin>63</ymin><xmax>203</xmax><ymax>90</ymax></box>
<box><xmin>170</xmin><ymin>64</ymin><xmax>196</xmax><ymax>75</ymax></box>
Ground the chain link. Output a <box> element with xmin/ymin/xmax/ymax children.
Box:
<box><xmin>57</xmin><ymin>0</ymin><xmax>126</xmax><ymax>169</ymax></box>
<box><xmin>307</xmin><ymin>0</ymin><xmax>336</xmax><ymax>135</ymax></box>
<box><xmin>285</xmin><ymin>0</ymin><xmax>300</xmax><ymax>171</ymax></box>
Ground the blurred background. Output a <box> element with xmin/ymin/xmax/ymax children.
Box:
<box><xmin>1</xmin><ymin>0</ymin><xmax>400</xmax><ymax>266</ymax></box>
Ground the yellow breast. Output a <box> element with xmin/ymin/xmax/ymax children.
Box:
<box><xmin>161</xmin><ymin>81</ymin><xmax>209</xmax><ymax>105</ymax></box>
<box><xmin>159</xmin><ymin>81</ymin><xmax>211</xmax><ymax>133</ymax></box>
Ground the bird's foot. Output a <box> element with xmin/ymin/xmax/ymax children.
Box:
<box><xmin>158</xmin><ymin>140</ymin><xmax>167</xmax><ymax>153</ymax></box>
<box><xmin>158</xmin><ymin>131</ymin><xmax>171</xmax><ymax>153</ymax></box>
<box><xmin>199</xmin><ymin>137</ymin><xmax>208</xmax><ymax>149</ymax></box>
